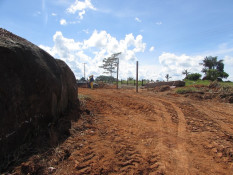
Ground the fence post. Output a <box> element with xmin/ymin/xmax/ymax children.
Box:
<box><xmin>136</xmin><ymin>61</ymin><xmax>138</xmax><ymax>93</ymax></box>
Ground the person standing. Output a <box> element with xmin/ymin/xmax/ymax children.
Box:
<box><xmin>89</xmin><ymin>75</ymin><xmax>94</xmax><ymax>89</ymax></box>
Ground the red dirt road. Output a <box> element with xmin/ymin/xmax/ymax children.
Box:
<box><xmin>12</xmin><ymin>88</ymin><xmax>233</xmax><ymax>175</ymax></box>
<box><xmin>51</xmin><ymin>88</ymin><xmax>233</xmax><ymax>175</ymax></box>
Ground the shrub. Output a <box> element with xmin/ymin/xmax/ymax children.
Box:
<box><xmin>96</xmin><ymin>75</ymin><xmax>116</xmax><ymax>82</ymax></box>
<box><xmin>186</xmin><ymin>73</ymin><xmax>202</xmax><ymax>81</ymax></box>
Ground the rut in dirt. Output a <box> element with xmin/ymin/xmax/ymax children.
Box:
<box><xmin>49</xmin><ymin>88</ymin><xmax>233</xmax><ymax>175</ymax></box>
<box><xmin>10</xmin><ymin>88</ymin><xmax>233</xmax><ymax>175</ymax></box>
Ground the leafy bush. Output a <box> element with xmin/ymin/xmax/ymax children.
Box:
<box><xmin>186</xmin><ymin>73</ymin><xmax>202</xmax><ymax>81</ymax></box>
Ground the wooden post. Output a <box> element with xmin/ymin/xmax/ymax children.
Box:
<box><xmin>136</xmin><ymin>61</ymin><xmax>138</xmax><ymax>93</ymax></box>
<box><xmin>116</xmin><ymin>58</ymin><xmax>119</xmax><ymax>89</ymax></box>
<box><xmin>83</xmin><ymin>63</ymin><xmax>86</xmax><ymax>80</ymax></box>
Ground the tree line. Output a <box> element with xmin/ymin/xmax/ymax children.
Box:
<box><xmin>167</xmin><ymin>56</ymin><xmax>229</xmax><ymax>81</ymax></box>
<box><xmin>78</xmin><ymin>55</ymin><xmax>230</xmax><ymax>82</ymax></box>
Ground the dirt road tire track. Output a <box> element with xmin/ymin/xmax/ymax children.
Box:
<box><xmin>13</xmin><ymin>88</ymin><xmax>232</xmax><ymax>174</ymax></box>
<box><xmin>66</xmin><ymin>88</ymin><xmax>232</xmax><ymax>175</ymax></box>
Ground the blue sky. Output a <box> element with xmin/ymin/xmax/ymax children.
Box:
<box><xmin>1</xmin><ymin>0</ymin><xmax>233</xmax><ymax>81</ymax></box>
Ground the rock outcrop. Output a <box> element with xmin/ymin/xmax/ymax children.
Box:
<box><xmin>0</xmin><ymin>28</ymin><xmax>79</xmax><ymax>170</ymax></box>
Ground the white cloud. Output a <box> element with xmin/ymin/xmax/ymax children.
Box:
<box><xmin>39</xmin><ymin>45</ymin><xmax>56</xmax><ymax>56</ymax></box>
<box><xmin>34</xmin><ymin>11</ymin><xmax>41</xmax><ymax>16</ymax></box>
<box><xmin>215</xmin><ymin>43</ymin><xmax>233</xmax><ymax>55</ymax></box>
<box><xmin>41</xmin><ymin>35</ymin><xmax>233</xmax><ymax>81</ymax></box>
<box><xmin>79</xmin><ymin>10</ymin><xmax>86</xmax><ymax>19</ymax></box>
<box><xmin>60</xmin><ymin>19</ymin><xmax>67</xmax><ymax>25</ymax></box>
<box><xmin>159</xmin><ymin>52</ymin><xmax>203</xmax><ymax>80</ymax></box>
<box><xmin>223</xmin><ymin>56</ymin><xmax>233</xmax><ymax>65</ymax></box>
<box><xmin>135</xmin><ymin>17</ymin><xmax>142</xmax><ymax>23</ymax></box>
<box><xmin>39</xmin><ymin>30</ymin><xmax>147</xmax><ymax>79</ymax></box>
<box><xmin>223</xmin><ymin>56</ymin><xmax>233</xmax><ymax>81</ymax></box>
<box><xmin>83</xmin><ymin>31</ymin><xmax>146</xmax><ymax>56</ymax></box>
<box><xmin>82</xmin><ymin>29</ymin><xmax>89</xmax><ymax>34</ymax></box>
<box><xmin>156</xmin><ymin>22</ymin><xmax>162</xmax><ymax>25</ymax></box>
<box><xmin>149</xmin><ymin>46</ymin><xmax>154</xmax><ymax>52</ymax></box>
<box><xmin>83</xmin><ymin>30</ymin><xmax>110</xmax><ymax>48</ymax></box>
<box><xmin>60</xmin><ymin>19</ymin><xmax>80</xmax><ymax>25</ymax></box>
<box><xmin>40</xmin><ymin>31</ymin><xmax>82</xmax><ymax>58</ymax></box>
<box><xmin>69</xmin><ymin>20</ymin><xmax>80</xmax><ymax>24</ymax></box>
<box><xmin>51</xmin><ymin>13</ymin><xmax>57</xmax><ymax>16</ymax></box>
<box><xmin>66</xmin><ymin>0</ymin><xmax>96</xmax><ymax>19</ymax></box>
<box><xmin>40</xmin><ymin>31</ymin><xmax>233</xmax><ymax>81</ymax></box>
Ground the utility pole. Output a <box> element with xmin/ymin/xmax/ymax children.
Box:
<box><xmin>116</xmin><ymin>58</ymin><xmax>119</xmax><ymax>89</ymax></box>
<box><xmin>83</xmin><ymin>63</ymin><xmax>86</xmax><ymax>80</ymax></box>
<box><xmin>136</xmin><ymin>61</ymin><xmax>138</xmax><ymax>93</ymax></box>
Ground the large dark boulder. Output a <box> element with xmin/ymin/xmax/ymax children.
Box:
<box><xmin>0</xmin><ymin>28</ymin><xmax>79</xmax><ymax>170</ymax></box>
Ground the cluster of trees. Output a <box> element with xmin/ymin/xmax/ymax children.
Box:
<box><xmin>181</xmin><ymin>56</ymin><xmax>229</xmax><ymax>81</ymax></box>
<box><xmin>200</xmin><ymin>56</ymin><xmax>228</xmax><ymax>81</ymax></box>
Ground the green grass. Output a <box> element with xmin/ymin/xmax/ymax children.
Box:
<box><xmin>219</xmin><ymin>81</ymin><xmax>233</xmax><ymax>87</ymax></box>
<box><xmin>184</xmin><ymin>79</ymin><xmax>211</xmax><ymax>86</ymax></box>
<box><xmin>184</xmin><ymin>79</ymin><xmax>233</xmax><ymax>87</ymax></box>
<box><xmin>176</xmin><ymin>87</ymin><xmax>198</xmax><ymax>94</ymax></box>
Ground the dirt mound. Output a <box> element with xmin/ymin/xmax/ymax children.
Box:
<box><xmin>0</xmin><ymin>28</ymin><xmax>79</xmax><ymax>172</ymax></box>
<box><xmin>178</xmin><ymin>82</ymin><xmax>233</xmax><ymax>103</ymax></box>
<box><xmin>154</xmin><ymin>85</ymin><xmax>171</xmax><ymax>92</ymax></box>
<box><xmin>97</xmin><ymin>82</ymin><xmax>117</xmax><ymax>89</ymax></box>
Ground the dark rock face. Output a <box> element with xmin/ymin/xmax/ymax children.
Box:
<box><xmin>0</xmin><ymin>28</ymin><xmax>79</xmax><ymax>169</ymax></box>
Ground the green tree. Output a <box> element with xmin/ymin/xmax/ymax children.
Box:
<box><xmin>165</xmin><ymin>74</ymin><xmax>171</xmax><ymax>82</ymax></box>
<box><xmin>99</xmin><ymin>52</ymin><xmax>121</xmax><ymax>76</ymax></box>
<box><xmin>205</xmin><ymin>69</ymin><xmax>229</xmax><ymax>81</ymax></box>
<box><xmin>182</xmin><ymin>69</ymin><xmax>190</xmax><ymax>78</ymax></box>
<box><xmin>186</xmin><ymin>73</ymin><xmax>202</xmax><ymax>81</ymax></box>
<box><xmin>200</xmin><ymin>56</ymin><xmax>229</xmax><ymax>81</ymax></box>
